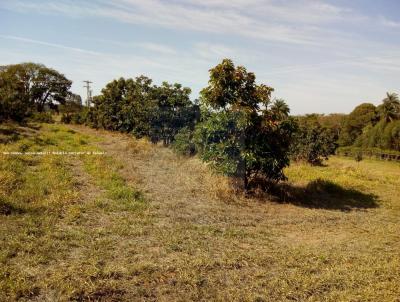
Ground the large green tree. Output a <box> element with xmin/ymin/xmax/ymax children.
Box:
<box><xmin>338</xmin><ymin>103</ymin><xmax>377</xmax><ymax>146</ymax></box>
<box><xmin>149</xmin><ymin>82</ymin><xmax>197</xmax><ymax>145</ymax></box>
<box><xmin>0</xmin><ymin>63</ymin><xmax>72</xmax><ymax>121</ymax></box>
<box><xmin>195</xmin><ymin>59</ymin><xmax>296</xmax><ymax>190</ymax></box>
<box><xmin>88</xmin><ymin>76</ymin><xmax>198</xmax><ymax>144</ymax></box>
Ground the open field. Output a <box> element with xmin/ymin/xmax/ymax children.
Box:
<box><xmin>1</xmin><ymin>122</ymin><xmax>400</xmax><ymax>301</ymax></box>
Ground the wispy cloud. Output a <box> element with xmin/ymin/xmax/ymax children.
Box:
<box><xmin>137</xmin><ymin>42</ymin><xmax>177</xmax><ymax>55</ymax></box>
<box><xmin>0</xmin><ymin>35</ymin><xmax>102</xmax><ymax>55</ymax></box>
<box><xmin>262</xmin><ymin>53</ymin><xmax>400</xmax><ymax>76</ymax></box>
<box><xmin>1</xmin><ymin>0</ymin><xmax>399</xmax><ymax>114</ymax></box>
<box><xmin>1</xmin><ymin>0</ymin><xmax>361</xmax><ymax>46</ymax></box>
<box><xmin>379</xmin><ymin>16</ymin><xmax>400</xmax><ymax>28</ymax></box>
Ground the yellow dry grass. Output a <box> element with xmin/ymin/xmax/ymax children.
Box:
<box><xmin>1</xmin><ymin>122</ymin><xmax>399</xmax><ymax>301</ymax></box>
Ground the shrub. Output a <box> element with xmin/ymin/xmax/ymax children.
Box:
<box><xmin>290</xmin><ymin>124</ymin><xmax>337</xmax><ymax>165</ymax></box>
<box><xmin>61</xmin><ymin>114</ymin><xmax>72</xmax><ymax>124</ymax></box>
<box><xmin>172</xmin><ymin>127</ymin><xmax>196</xmax><ymax>156</ymax></box>
<box><xmin>30</xmin><ymin>112</ymin><xmax>54</xmax><ymax>123</ymax></box>
<box><xmin>355</xmin><ymin>152</ymin><xmax>363</xmax><ymax>162</ymax></box>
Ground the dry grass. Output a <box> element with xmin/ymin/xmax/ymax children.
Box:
<box><xmin>1</xmin><ymin>123</ymin><xmax>400</xmax><ymax>301</ymax></box>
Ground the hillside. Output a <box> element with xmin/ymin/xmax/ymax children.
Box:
<box><xmin>1</xmin><ymin>122</ymin><xmax>400</xmax><ymax>301</ymax></box>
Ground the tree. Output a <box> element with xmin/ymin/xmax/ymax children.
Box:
<box><xmin>338</xmin><ymin>103</ymin><xmax>377</xmax><ymax>146</ymax></box>
<box><xmin>291</xmin><ymin>115</ymin><xmax>337</xmax><ymax>165</ymax></box>
<box><xmin>0</xmin><ymin>65</ymin><xmax>30</xmax><ymax>122</ymax></box>
<box><xmin>378</xmin><ymin>92</ymin><xmax>400</xmax><ymax>122</ymax></box>
<box><xmin>60</xmin><ymin>93</ymin><xmax>84</xmax><ymax>124</ymax></box>
<box><xmin>0</xmin><ymin>63</ymin><xmax>72</xmax><ymax>121</ymax></box>
<box><xmin>149</xmin><ymin>82</ymin><xmax>197</xmax><ymax>145</ymax></box>
<box><xmin>195</xmin><ymin>59</ymin><xmax>296</xmax><ymax>190</ymax></box>
<box><xmin>87</xmin><ymin>76</ymin><xmax>199</xmax><ymax>144</ymax></box>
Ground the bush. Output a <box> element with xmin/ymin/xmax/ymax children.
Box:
<box><xmin>61</xmin><ymin>114</ymin><xmax>72</xmax><ymax>124</ymax></box>
<box><xmin>172</xmin><ymin>127</ymin><xmax>196</xmax><ymax>156</ymax></box>
<box><xmin>355</xmin><ymin>152</ymin><xmax>363</xmax><ymax>162</ymax></box>
<box><xmin>290</xmin><ymin>124</ymin><xmax>337</xmax><ymax>165</ymax></box>
<box><xmin>30</xmin><ymin>112</ymin><xmax>54</xmax><ymax>123</ymax></box>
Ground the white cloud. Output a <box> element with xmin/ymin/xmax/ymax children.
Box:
<box><xmin>0</xmin><ymin>35</ymin><xmax>102</xmax><ymax>56</ymax></box>
<box><xmin>1</xmin><ymin>0</ymin><xmax>360</xmax><ymax>46</ymax></box>
<box><xmin>137</xmin><ymin>42</ymin><xmax>177</xmax><ymax>55</ymax></box>
<box><xmin>379</xmin><ymin>16</ymin><xmax>400</xmax><ymax>28</ymax></box>
<box><xmin>1</xmin><ymin>0</ymin><xmax>399</xmax><ymax>114</ymax></box>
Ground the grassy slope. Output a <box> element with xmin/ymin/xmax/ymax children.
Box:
<box><xmin>1</xmin><ymin>123</ymin><xmax>399</xmax><ymax>301</ymax></box>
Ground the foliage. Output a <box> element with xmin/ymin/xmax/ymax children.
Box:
<box><xmin>195</xmin><ymin>59</ymin><xmax>296</xmax><ymax>190</ymax></box>
<box><xmin>338</xmin><ymin>103</ymin><xmax>377</xmax><ymax>146</ymax></box>
<box><xmin>86</xmin><ymin>76</ymin><xmax>199</xmax><ymax>145</ymax></box>
<box><xmin>0</xmin><ymin>63</ymin><xmax>72</xmax><ymax>122</ymax></box>
<box><xmin>355</xmin><ymin>120</ymin><xmax>400</xmax><ymax>151</ymax></box>
<box><xmin>0</xmin><ymin>65</ymin><xmax>31</xmax><ymax>122</ymax></box>
<box><xmin>291</xmin><ymin>115</ymin><xmax>337</xmax><ymax>165</ymax></box>
<box><xmin>172</xmin><ymin>127</ymin><xmax>196</xmax><ymax>156</ymax></box>
<box><xmin>60</xmin><ymin>93</ymin><xmax>84</xmax><ymax>124</ymax></box>
<box><xmin>147</xmin><ymin>82</ymin><xmax>198</xmax><ymax>145</ymax></box>
<box><xmin>29</xmin><ymin>112</ymin><xmax>54</xmax><ymax>124</ymax></box>
<box><xmin>377</xmin><ymin>92</ymin><xmax>400</xmax><ymax>122</ymax></box>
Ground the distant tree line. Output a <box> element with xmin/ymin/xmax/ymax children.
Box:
<box><xmin>290</xmin><ymin>92</ymin><xmax>400</xmax><ymax>162</ymax></box>
<box><xmin>338</xmin><ymin>93</ymin><xmax>400</xmax><ymax>151</ymax></box>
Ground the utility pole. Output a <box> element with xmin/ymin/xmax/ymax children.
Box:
<box><xmin>83</xmin><ymin>80</ymin><xmax>93</xmax><ymax>107</ymax></box>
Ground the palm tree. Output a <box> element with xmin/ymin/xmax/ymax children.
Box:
<box><xmin>271</xmin><ymin>99</ymin><xmax>290</xmax><ymax>120</ymax></box>
<box><xmin>378</xmin><ymin>92</ymin><xmax>400</xmax><ymax>122</ymax></box>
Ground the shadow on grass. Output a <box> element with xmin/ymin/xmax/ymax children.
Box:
<box><xmin>0</xmin><ymin>123</ymin><xmax>42</xmax><ymax>144</ymax></box>
<box><xmin>0</xmin><ymin>127</ymin><xmax>21</xmax><ymax>144</ymax></box>
<box><xmin>0</xmin><ymin>199</ymin><xmax>26</xmax><ymax>215</ymax></box>
<box><xmin>268</xmin><ymin>178</ymin><xmax>379</xmax><ymax>211</ymax></box>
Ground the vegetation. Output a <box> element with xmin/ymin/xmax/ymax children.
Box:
<box><xmin>339</xmin><ymin>93</ymin><xmax>400</xmax><ymax>153</ymax></box>
<box><xmin>86</xmin><ymin>76</ymin><xmax>199</xmax><ymax>145</ymax></box>
<box><xmin>0</xmin><ymin>63</ymin><xmax>72</xmax><ymax>122</ymax></box>
<box><xmin>1</xmin><ymin>60</ymin><xmax>399</xmax><ymax>300</ymax></box>
<box><xmin>60</xmin><ymin>93</ymin><xmax>84</xmax><ymax>124</ymax></box>
<box><xmin>194</xmin><ymin>59</ymin><xmax>296</xmax><ymax>190</ymax></box>
<box><xmin>291</xmin><ymin>114</ymin><xmax>338</xmax><ymax>165</ymax></box>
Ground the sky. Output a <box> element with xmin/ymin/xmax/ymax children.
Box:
<box><xmin>0</xmin><ymin>0</ymin><xmax>399</xmax><ymax>114</ymax></box>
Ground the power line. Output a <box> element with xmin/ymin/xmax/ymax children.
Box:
<box><xmin>83</xmin><ymin>80</ymin><xmax>93</xmax><ymax>107</ymax></box>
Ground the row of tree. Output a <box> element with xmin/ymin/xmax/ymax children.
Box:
<box><xmin>0</xmin><ymin>61</ymin><xmax>339</xmax><ymax>190</ymax></box>
<box><xmin>85</xmin><ymin>77</ymin><xmax>199</xmax><ymax>146</ymax></box>
<box><xmin>83</xmin><ymin>59</ymin><xmax>336</xmax><ymax>189</ymax></box>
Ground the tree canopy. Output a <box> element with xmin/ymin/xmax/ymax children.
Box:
<box><xmin>195</xmin><ymin>59</ymin><xmax>296</xmax><ymax>190</ymax></box>
<box><xmin>86</xmin><ymin>76</ymin><xmax>199</xmax><ymax>145</ymax></box>
<box><xmin>0</xmin><ymin>62</ymin><xmax>72</xmax><ymax>121</ymax></box>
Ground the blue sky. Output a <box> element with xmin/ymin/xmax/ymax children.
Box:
<box><xmin>1</xmin><ymin>0</ymin><xmax>399</xmax><ymax>114</ymax></box>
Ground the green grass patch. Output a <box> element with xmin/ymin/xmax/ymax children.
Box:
<box><xmin>0</xmin><ymin>123</ymin><xmax>146</xmax><ymax>300</ymax></box>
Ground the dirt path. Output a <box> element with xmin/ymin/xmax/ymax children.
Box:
<box><xmin>67</xmin><ymin>125</ymin><xmax>279</xmax><ymax>228</ymax></box>
<box><xmin>69</xmin><ymin>126</ymin><xmax>227</xmax><ymax>219</ymax></box>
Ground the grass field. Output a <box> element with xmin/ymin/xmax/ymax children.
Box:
<box><xmin>1</xmin><ymin>122</ymin><xmax>399</xmax><ymax>301</ymax></box>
